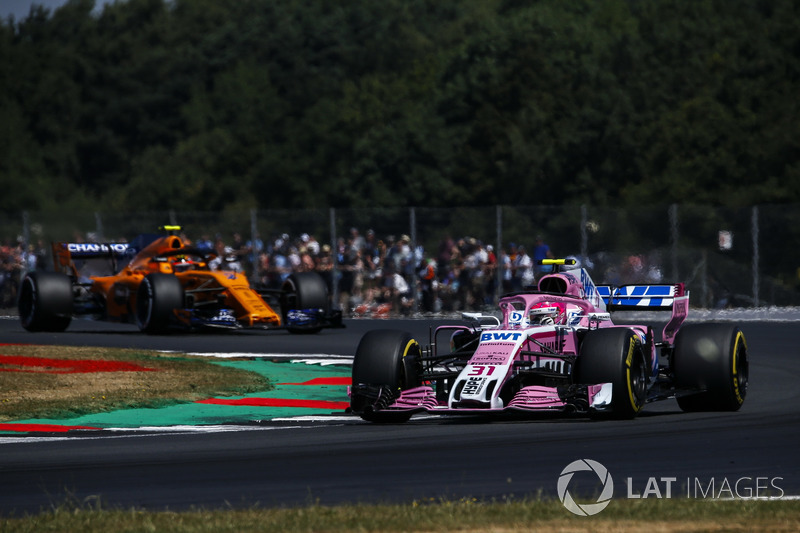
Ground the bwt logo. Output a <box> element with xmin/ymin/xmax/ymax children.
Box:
<box><xmin>480</xmin><ymin>332</ymin><xmax>522</xmax><ymax>342</ymax></box>
<box><xmin>557</xmin><ymin>459</ymin><xmax>614</xmax><ymax>516</ymax></box>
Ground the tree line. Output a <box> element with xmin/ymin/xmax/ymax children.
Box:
<box><xmin>1</xmin><ymin>0</ymin><xmax>797</xmax><ymax>215</ymax></box>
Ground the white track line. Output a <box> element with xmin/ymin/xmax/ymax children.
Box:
<box><xmin>164</xmin><ymin>350</ymin><xmax>353</xmax><ymax>364</ymax></box>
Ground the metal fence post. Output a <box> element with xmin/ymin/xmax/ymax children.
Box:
<box><xmin>95</xmin><ymin>212</ymin><xmax>104</xmax><ymax>241</ymax></box>
<box><xmin>250</xmin><ymin>208</ymin><xmax>259</xmax><ymax>284</ymax></box>
<box><xmin>22</xmin><ymin>211</ymin><xmax>30</xmax><ymax>249</ymax></box>
<box><xmin>700</xmin><ymin>249</ymin><xmax>708</xmax><ymax>307</ymax></box>
<box><xmin>409</xmin><ymin>207</ymin><xmax>417</xmax><ymax>249</ymax></box>
<box><xmin>330</xmin><ymin>207</ymin><xmax>339</xmax><ymax>310</ymax></box>
<box><xmin>669</xmin><ymin>204</ymin><xmax>679</xmax><ymax>281</ymax></box>
<box><xmin>580</xmin><ymin>204</ymin><xmax>588</xmax><ymax>265</ymax></box>
<box><xmin>410</xmin><ymin>207</ymin><xmax>419</xmax><ymax>312</ymax></box>
<box><xmin>752</xmin><ymin>206</ymin><xmax>760</xmax><ymax>306</ymax></box>
<box><xmin>496</xmin><ymin>205</ymin><xmax>503</xmax><ymax>303</ymax></box>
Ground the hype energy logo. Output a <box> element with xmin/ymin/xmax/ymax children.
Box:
<box><xmin>557</xmin><ymin>459</ymin><xmax>614</xmax><ymax>516</ymax></box>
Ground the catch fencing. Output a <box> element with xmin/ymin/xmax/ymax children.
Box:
<box><xmin>2</xmin><ymin>204</ymin><xmax>798</xmax><ymax>310</ymax></box>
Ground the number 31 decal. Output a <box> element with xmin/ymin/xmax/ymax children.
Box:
<box><xmin>468</xmin><ymin>365</ymin><xmax>496</xmax><ymax>376</ymax></box>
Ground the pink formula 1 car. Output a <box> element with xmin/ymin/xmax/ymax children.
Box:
<box><xmin>350</xmin><ymin>259</ymin><xmax>748</xmax><ymax>422</ymax></box>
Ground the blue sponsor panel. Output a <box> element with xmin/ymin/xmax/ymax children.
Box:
<box><xmin>596</xmin><ymin>285</ymin><xmax>612</xmax><ymax>302</ymax></box>
<box><xmin>63</xmin><ymin>242</ymin><xmax>130</xmax><ymax>258</ymax></box>
<box><xmin>608</xmin><ymin>285</ymin><xmax>678</xmax><ymax>309</ymax></box>
<box><xmin>286</xmin><ymin>309</ymin><xmax>322</xmax><ymax>327</ymax></box>
<box><xmin>618</xmin><ymin>285</ymin><xmax>673</xmax><ymax>297</ymax></box>
<box><xmin>579</xmin><ymin>269</ymin><xmax>605</xmax><ymax>310</ymax></box>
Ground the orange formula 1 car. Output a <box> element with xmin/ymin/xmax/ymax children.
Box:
<box><xmin>18</xmin><ymin>227</ymin><xmax>342</xmax><ymax>334</ymax></box>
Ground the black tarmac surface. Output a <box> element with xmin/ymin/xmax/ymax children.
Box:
<box><xmin>0</xmin><ymin>315</ymin><xmax>798</xmax><ymax>514</ymax></box>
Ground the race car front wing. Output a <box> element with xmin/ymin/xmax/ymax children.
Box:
<box><xmin>350</xmin><ymin>382</ymin><xmax>613</xmax><ymax>416</ymax></box>
<box><xmin>178</xmin><ymin>307</ymin><xmax>343</xmax><ymax>330</ymax></box>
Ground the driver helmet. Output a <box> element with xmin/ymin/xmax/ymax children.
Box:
<box><xmin>224</xmin><ymin>246</ymin><xmax>237</xmax><ymax>262</ymax></box>
<box><xmin>172</xmin><ymin>256</ymin><xmax>195</xmax><ymax>272</ymax></box>
<box><xmin>529</xmin><ymin>301</ymin><xmax>565</xmax><ymax>325</ymax></box>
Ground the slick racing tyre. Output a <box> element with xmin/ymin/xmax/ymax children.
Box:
<box><xmin>136</xmin><ymin>273</ymin><xmax>184</xmax><ymax>333</ymax></box>
<box><xmin>351</xmin><ymin>329</ymin><xmax>422</xmax><ymax>423</ymax></box>
<box><xmin>673</xmin><ymin>323</ymin><xmax>748</xmax><ymax>412</ymax></box>
<box><xmin>281</xmin><ymin>272</ymin><xmax>329</xmax><ymax>334</ymax></box>
<box><xmin>576</xmin><ymin>328</ymin><xmax>648</xmax><ymax>419</ymax></box>
<box><xmin>18</xmin><ymin>272</ymin><xmax>73</xmax><ymax>332</ymax></box>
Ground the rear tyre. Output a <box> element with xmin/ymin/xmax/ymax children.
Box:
<box><xmin>351</xmin><ymin>329</ymin><xmax>422</xmax><ymax>423</ymax></box>
<box><xmin>281</xmin><ymin>272</ymin><xmax>329</xmax><ymax>334</ymax></box>
<box><xmin>18</xmin><ymin>272</ymin><xmax>73</xmax><ymax>332</ymax></box>
<box><xmin>576</xmin><ymin>328</ymin><xmax>647</xmax><ymax>419</ymax></box>
<box><xmin>673</xmin><ymin>323</ymin><xmax>748</xmax><ymax>412</ymax></box>
<box><xmin>136</xmin><ymin>273</ymin><xmax>183</xmax><ymax>333</ymax></box>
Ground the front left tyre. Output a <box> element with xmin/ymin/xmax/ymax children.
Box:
<box><xmin>18</xmin><ymin>272</ymin><xmax>73</xmax><ymax>332</ymax></box>
<box><xmin>281</xmin><ymin>272</ymin><xmax>330</xmax><ymax>334</ymax></box>
<box><xmin>350</xmin><ymin>329</ymin><xmax>422</xmax><ymax>423</ymax></box>
<box><xmin>136</xmin><ymin>273</ymin><xmax>184</xmax><ymax>333</ymax></box>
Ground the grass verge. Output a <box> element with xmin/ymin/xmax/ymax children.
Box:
<box><xmin>1</xmin><ymin>498</ymin><xmax>799</xmax><ymax>532</ymax></box>
<box><xmin>0</xmin><ymin>344</ymin><xmax>270</xmax><ymax>421</ymax></box>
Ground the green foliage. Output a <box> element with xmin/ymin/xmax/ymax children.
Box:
<box><xmin>1</xmin><ymin>0</ymin><xmax>797</xmax><ymax>212</ymax></box>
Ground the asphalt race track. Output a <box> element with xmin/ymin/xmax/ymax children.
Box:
<box><xmin>1</xmin><ymin>315</ymin><xmax>799</xmax><ymax>514</ymax></box>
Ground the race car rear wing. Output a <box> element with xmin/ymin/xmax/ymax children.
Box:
<box><xmin>52</xmin><ymin>242</ymin><xmax>133</xmax><ymax>277</ymax></box>
<box><xmin>596</xmin><ymin>283</ymin><xmax>689</xmax><ymax>344</ymax></box>
<box><xmin>54</xmin><ymin>242</ymin><xmax>131</xmax><ymax>259</ymax></box>
<box><xmin>596</xmin><ymin>283</ymin><xmax>686</xmax><ymax>311</ymax></box>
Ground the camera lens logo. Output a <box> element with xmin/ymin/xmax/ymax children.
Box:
<box><xmin>557</xmin><ymin>459</ymin><xmax>614</xmax><ymax>516</ymax></box>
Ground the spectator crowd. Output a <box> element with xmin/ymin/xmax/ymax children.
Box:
<box><xmin>1</xmin><ymin>227</ymin><xmax>672</xmax><ymax>315</ymax></box>
<box><xmin>177</xmin><ymin>228</ymin><xmax>552</xmax><ymax>317</ymax></box>
<box><xmin>0</xmin><ymin>228</ymin><xmax>541</xmax><ymax>316</ymax></box>
<box><xmin>0</xmin><ymin>237</ymin><xmax>47</xmax><ymax>308</ymax></box>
